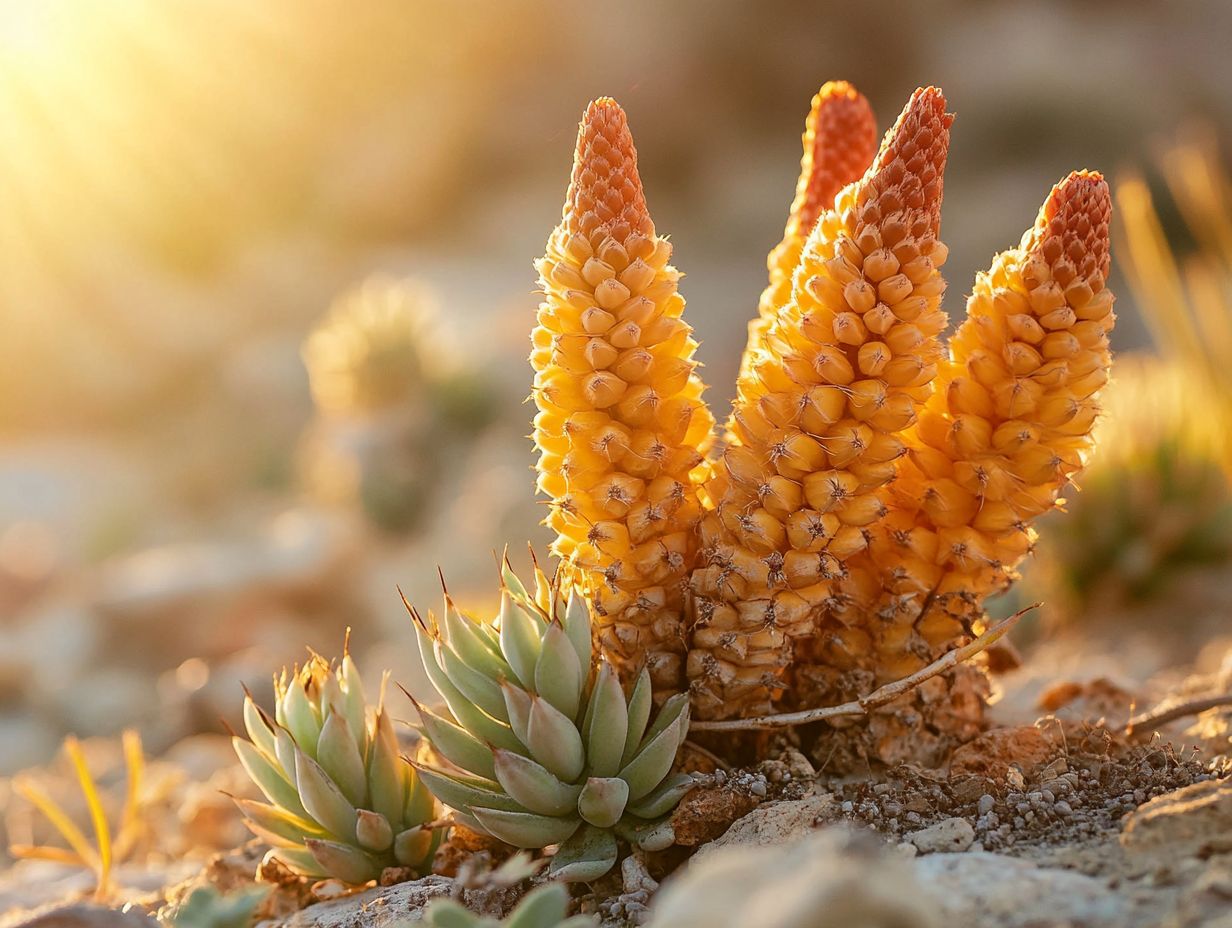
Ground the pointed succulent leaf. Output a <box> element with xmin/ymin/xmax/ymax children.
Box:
<box><xmin>304</xmin><ymin>838</ymin><xmax>378</xmax><ymax>885</ymax></box>
<box><xmin>235</xmin><ymin>798</ymin><xmax>325</xmax><ymax>846</ymax></box>
<box><xmin>413</xmin><ymin>764</ymin><xmax>524</xmax><ymax>815</ymax></box>
<box><xmin>354</xmin><ymin>809</ymin><xmax>393</xmax><ymax>852</ymax></box>
<box><xmin>414</xmin><ymin>702</ymin><xmax>496</xmax><ymax>780</ymax></box>
<box><xmin>620</xmin><ymin>668</ymin><xmax>653</xmax><ymax>768</ymax></box>
<box><xmin>577</xmin><ymin>777</ymin><xmax>628</xmax><ymax>829</ymax></box>
<box><xmin>281</xmin><ymin>677</ymin><xmax>322</xmax><ymax>755</ymax></box>
<box><xmin>421</xmin><ymin>651</ymin><xmax>523</xmax><ymax>754</ymax></box>
<box><xmin>583</xmin><ymin>663</ymin><xmax>627</xmax><ymax>778</ymax></box>
<box><xmin>547</xmin><ymin>825</ymin><xmax>618</xmax><ymax>882</ymax></box>
<box><xmin>499</xmin><ymin>592</ymin><xmax>543</xmax><ymax>688</ymax></box>
<box><xmin>562</xmin><ymin>591</ymin><xmax>592</xmax><ymax>680</ymax></box>
<box><xmin>393</xmin><ymin>825</ymin><xmax>433</xmax><ymax>869</ymax></box>
<box><xmin>625</xmin><ymin>772</ymin><xmax>696</xmax><ymax>819</ymax></box>
<box><xmin>534</xmin><ymin>623</ymin><xmax>583</xmax><ymax>719</ymax></box>
<box><xmin>405</xmin><ymin>763</ymin><xmax>436</xmax><ymax>825</ymax></box>
<box><xmin>271</xmin><ymin>846</ymin><xmax>330</xmax><ymax>879</ymax></box>
<box><xmin>619</xmin><ymin>712</ymin><xmax>684</xmax><ymax>801</ymax></box>
<box><xmin>501</xmin><ymin>680</ymin><xmax>533</xmax><ymax>746</ymax></box>
<box><xmin>443</xmin><ymin>603</ymin><xmax>507</xmax><ymax>672</ymax></box>
<box><xmin>339</xmin><ymin>654</ymin><xmax>368</xmax><ymax>752</ymax></box>
<box><xmin>470</xmin><ymin>807</ymin><xmax>581</xmax><ymax>848</ymax></box>
<box><xmin>504</xmin><ymin>883</ymin><xmax>572</xmax><ymax>928</ymax></box>
<box><xmin>420</xmin><ymin>899</ymin><xmax>477</xmax><ymax>928</ymax></box>
<box><xmin>526</xmin><ymin>696</ymin><xmax>585</xmax><ymax>782</ymax></box>
<box><xmin>492</xmin><ymin>749</ymin><xmax>582</xmax><ymax>817</ymax></box>
<box><xmin>316</xmin><ymin>712</ymin><xmax>367</xmax><ymax>807</ymax></box>
<box><xmin>242</xmin><ymin>817</ymin><xmax>306</xmax><ymax>852</ymax></box>
<box><xmin>274</xmin><ymin>726</ymin><xmax>298</xmax><ymax>780</ymax></box>
<box><xmin>635</xmin><ymin>693</ymin><xmax>689</xmax><ymax>755</ymax></box>
<box><xmin>294</xmin><ymin>748</ymin><xmax>358</xmax><ymax>841</ymax></box>
<box><xmin>500</xmin><ymin>559</ymin><xmax>536</xmax><ymax>612</ymax></box>
<box><xmin>242</xmin><ymin>696</ymin><xmax>278</xmax><ymax>760</ymax></box>
<box><xmin>367</xmin><ymin>709</ymin><xmax>408</xmax><ymax>826</ymax></box>
<box><xmin>232</xmin><ymin>737</ymin><xmax>307</xmax><ymax>818</ymax></box>
<box><xmin>436</xmin><ymin>640</ymin><xmax>509</xmax><ymax>722</ymax></box>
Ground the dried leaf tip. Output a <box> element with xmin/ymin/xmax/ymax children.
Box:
<box><xmin>1026</xmin><ymin>170</ymin><xmax>1112</xmax><ymax>284</ymax></box>
<box><xmin>789</xmin><ymin>81</ymin><xmax>879</xmax><ymax>236</ymax></box>
<box><xmin>858</xmin><ymin>85</ymin><xmax>954</xmax><ymax>240</ymax></box>
<box><xmin>563</xmin><ymin>97</ymin><xmax>654</xmax><ymax>243</ymax></box>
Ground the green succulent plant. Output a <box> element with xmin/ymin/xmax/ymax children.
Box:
<box><xmin>420</xmin><ymin>883</ymin><xmax>596</xmax><ymax>928</ymax></box>
<box><xmin>232</xmin><ymin>646</ymin><xmax>442</xmax><ymax>884</ymax></box>
<box><xmin>169</xmin><ymin>886</ymin><xmax>270</xmax><ymax>928</ymax></box>
<box><xmin>409</xmin><ymin>557</ymin><xmax>695</xmax><ymax>882</ymax></box>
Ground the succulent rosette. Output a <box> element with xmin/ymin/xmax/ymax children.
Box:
<box><xmin>409</xmin><ymin>558</ymin><xmax>695</xmax><ymax>881</ymax></box>
<box><xmin>232</xmin><ymin>649</ymin><xmax>441</xmax><ymax>884</ymax></box>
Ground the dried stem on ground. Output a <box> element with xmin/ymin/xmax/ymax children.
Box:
<box><xmin>689</xmin><ymin>604</ymin><xmax>1035</xmax><ymax>731</ymax></box>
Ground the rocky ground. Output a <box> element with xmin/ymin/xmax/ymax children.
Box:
<box><xmin>0</xmin><ymin>652</ymin><xmax>1228</xmax><ymax>928</ymax></box>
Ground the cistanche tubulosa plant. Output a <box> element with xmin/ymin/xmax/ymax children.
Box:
<box><xmin>408</xmin><ymin>557</ymin><xmax>694</xmax><ymax>882</ymax></box>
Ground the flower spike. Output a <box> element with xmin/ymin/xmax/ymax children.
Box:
<box><xmin>739</xmin><ymin>81</ymin><xmax>878</xmax><ymax>382</ymax></box>
<box><xmin>531</xmin><ymin>98</ymin><xmax>715</xmax><ymax>697</ymax></box>
<box><xmin>689</xmin><ymin>87</ymin><xmax>954</xmax><ymax>719</ymax></box>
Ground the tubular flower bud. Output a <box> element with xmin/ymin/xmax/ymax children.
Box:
<box><xmin>532</xmin><ymin>99</ymin><xmax>715</xmax><ymax>697</ymax></box>
<box><xmin>689</xmin><ymin>88</ymin><xmax>954</xmax><ymax>719</ymax></box>
<box><xmin>737</xmin><ymin>81</ymin><xmax>878</xmax><ymax>384</ymax></box>
<box><xmin>816</xmin><ymin>171</ymin><xmax>1115</xmax><ymax>692</ymax></box>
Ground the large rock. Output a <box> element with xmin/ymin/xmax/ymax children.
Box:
<box><xmin>651</xmin><ymin>826</ymin><xmax>939</xmax><ymax>928</ymax></box>
<box><xmin>693</xmin><ymin>794</ymin><xmax>837</xmax><ymax>861</ymax></box>
<box><xmin>1121</xmin><ymin>779</ymin><xmax>1232</xmax><ymax>862</ymax></box>
<box><xmin>262</xmin><ymin>877</ymin><xmax>508</xmax><ymax>928</ymax></box>
<box><xmin>914</xmin><ymin>852</ymin><xmax>1130</xmax><ymax>928</ymax></box>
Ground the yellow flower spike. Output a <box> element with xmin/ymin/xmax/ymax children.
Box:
<box><xmin>812</xmin><ymin>171</ymin><xmax>1115</xmax><ymax>696</ymax></box>
<box><xmin>531</xmin><ymin>98</ymin><xmax>715</xmax><ymax>697</ymax></box>
<box><xmin>688</xmin><ymin>87</ymin><xmax>954</xmax><ymax>720</ymax></box>
<box><xmin>738</xmin><ymin>81</ymin><xmax>878</xmax><ymax>384</ymax></box>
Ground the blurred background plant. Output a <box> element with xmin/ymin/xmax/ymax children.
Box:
<box><xmin>299</xmin><ymin>275</ymin><xmax>494</xmax><ymax>533</ymax></box>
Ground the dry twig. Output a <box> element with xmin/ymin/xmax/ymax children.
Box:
<box><xmin>1126</xmin><ymin>692</ymin><xmax>1232</xmax><ymax>736</ymax></box>
<box><xmin>689</xmin><ymin>604</ymin><xmax>1037</xmax><ymax>732</ymax></box>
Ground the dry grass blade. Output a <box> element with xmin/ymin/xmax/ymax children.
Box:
<box><xmin>689</xmin><ymin>604</ymin><xmax>1036</xmax><ymax>731</ymax></box>
<box><xmin>7</xmin><ymin>730</ymin><xmax>146</xmax><ymax>901</ymax></box>
<box><xmin>64</xmin><ymin>736</ymin><xmax>114</xmax><ymax>899</ymax></box>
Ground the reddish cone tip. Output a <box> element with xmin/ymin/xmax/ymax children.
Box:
<box><xmin>563</xmin><ymin>97</ymin><xmax>654</xmax><ymax>243</ymax></box>
<box><xmin>1030</xmin><ymin>170</ymin><xmax>1112</xmax><ymax>283</ymax></box>
<box><xmin>793</xmin><ymin>81</ymin><xmax>878</xmax><ymax>234</ymax></box>
<box><xmin>859</xmin><ymin>86</ymin><xmax>954</xmax><ymax>237</ymax></box>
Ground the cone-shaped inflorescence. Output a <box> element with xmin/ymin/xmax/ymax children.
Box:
<box><xmin>232</xmin><ymin>648</ymin><xmax>440</xmax><ymax>885</ymax></box>
<box><xmin>822</xmin><ymin>171</ymin><xmax>1116</xmax><ymax>683</ymax></box>
<box><xmin>409</xmin><ymin>557</ymin><xmax>694</xmax><ymax>883</ymax></box>
<box><xmin>688</xmin><ymin>87</ymin><xmax>954</xmax><ymax>719</ymax></box>
<box><xmin>531</xmin><ymin>98</ymin><xmax>715</xmax><ymax>698</ymax></box>
<box><xmin>738</xmin><ymin>81</ymin><xmax>879</xmax><ymax>383</ymax></box>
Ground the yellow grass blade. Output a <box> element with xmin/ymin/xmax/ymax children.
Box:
<box><xmin>9</xmin><ymin>844</ymin><xmax>86</xmax><ymax>866</ymax></box>
<box><xmin>10</xmin><ymin>777</ymin><xmax>100</xmax><ymax>871</ymax></box>
<box><xmin>63</xmin><ymin>736</ymin><xmax>113</xmax><ymax>898</ymax></box>
<box><xmin>113</xmin><ymin>730</ymin><xmax>145</xmax><ymax>860</ymax></box>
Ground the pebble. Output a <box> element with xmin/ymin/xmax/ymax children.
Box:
<box><xmin>978</xmin><ymin>795</ymin><xmax>995</xmax><ymax>816</ymax></box>
<box><xmin>907</xmin><ymin>817</ymin><xmax>976</xmax><ymax>854</ymax></box>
